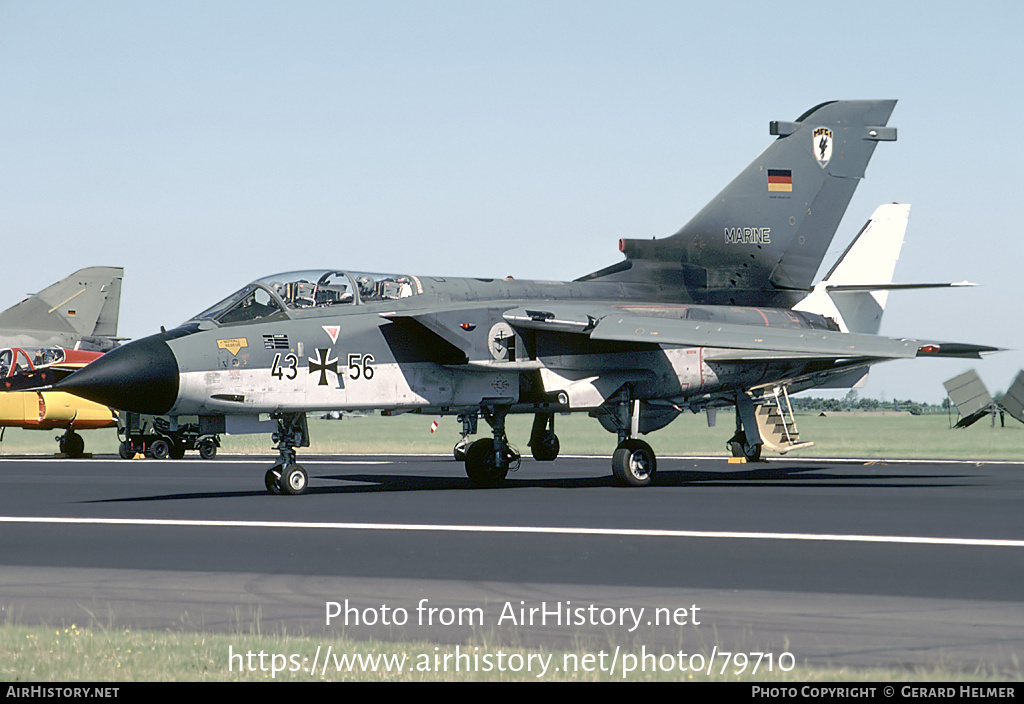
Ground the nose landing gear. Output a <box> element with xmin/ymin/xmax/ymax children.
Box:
<box><xmin>264</xmin><ymin>412</ymin><xmax>310</xmax><ymax>495</ymax></box>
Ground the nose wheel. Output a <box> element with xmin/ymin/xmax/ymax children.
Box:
<box><xmin>266</xmin><ymin>463</ymin><xmax>308</xmax><ymax>495</ymax></box>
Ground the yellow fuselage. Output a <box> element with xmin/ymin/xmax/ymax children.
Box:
<box><xmin>0</xmin><ymin>390</ymin><xmax>115</xmax><ymax>430</ymax></box>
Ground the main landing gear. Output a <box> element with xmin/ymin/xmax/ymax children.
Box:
<box><xmin>609</xmin><ymin>398</ymin><xmax>656</xmax><ymax>487</ymax></box>
<box><xmin>463</xmin><ymin>406</ymin><xmax>520</xmax><ymax>488</ymax></box>
<box><xmin>460</xmin><ymin>408</ymin><xmax>563</xmax><ymax>487</ymax></box>
<box><xmin>451</xmin><ymin>391</ymin><xmax>767</xmax><ymax>489</ymax></box>
<box><xmin>726</xmin><ymin>392</ymin><xmax>764</xmax><ymax>462</ymax></box>
<box><xmin>456</xmin><ymin>398</ymin><xmax>655</xmax><ymax>488</ymax></box>
<box><xmin>264</xmin><ymin>412</ymin><xmax>310</xmax><ymax>495</ymax></box>
<box><xmin>528</xmin><ymin>412</ymin><xmax>560</xmax><ymax>462</ymax></box>
<box><xmin>453</xmin><ymin>413</ymin><xmax>477</xmax><ymax>461</ymax></box>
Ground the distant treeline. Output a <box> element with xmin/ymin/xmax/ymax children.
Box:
<box><xmin>788</xmin><ymin>392</ymin><xmax>950</xmax><ymax>416</ymax></box>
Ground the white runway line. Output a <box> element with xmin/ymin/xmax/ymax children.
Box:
<box><xmin>2</xmin><ymin>516</ymin><xmax>1022</xmax><ymax>548</ymax></box>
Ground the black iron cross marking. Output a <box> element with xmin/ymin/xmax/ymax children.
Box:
<box><xmin>308</xmin><ymin>348</ymin><xmax>339</xmax><ymax>386</ymax></box>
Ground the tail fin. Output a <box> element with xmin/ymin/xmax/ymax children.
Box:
<box><xmin>0</xmin><ymin>266</ymin><xmax>124</xmax><ymax>350</ymax></box>
<box><xmin>794</xmin><ymin>203</ymin><xmax>909</xmax><ymax>334</ymax></box>
<box><xmin>582</xmin><ymin>100</ymin><xmax>898</xmax><ymax>308</ymax></box>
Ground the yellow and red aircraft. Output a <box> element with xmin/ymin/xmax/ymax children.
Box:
<box><xmin>0</xmin><ymin>346</ymin><xmax>115</xmax><ymax>456</ymax></box>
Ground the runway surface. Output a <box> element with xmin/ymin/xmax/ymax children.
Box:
<box><xmin>1</xmin><ymin>452</ymin><xmax>1022</xmax><ymax>673</ymax></box>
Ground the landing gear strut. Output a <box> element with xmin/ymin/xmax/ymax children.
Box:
<box><xmin>610</xmin><ymin>397</ymin><xmax>656</xmax><ymax>487</ymax></box>
<box><xmin>265</xmin><ymin>412</ymin><xmax>310</xmax><ymax>495</ymax></box>
<box><xmin>727</xmin><ymin>392</ymin><xmax>763</xmax><ymax>462</ymax></box>
<box><xmin>453</xmin><ymin>413</ymin><xmax>478</xmax><ymax>461</ymax></box>
<box><xmin>464</xmin><ymin>405</ymin><xmax>519</xmax><ymax>488</ymax></box>
<box><xmin>528</xmin><ymin>412</ymin><xmax>559</xmax><ymax>461</ymax></box>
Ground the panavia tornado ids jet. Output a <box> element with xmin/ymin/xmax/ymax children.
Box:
<box><xmin>53</xmin><ymin>100</ymin><xmax>994</xmax><ymax>493</ymax></box>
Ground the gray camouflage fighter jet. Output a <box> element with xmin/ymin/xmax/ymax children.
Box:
<box><xmin>53</xmin><ymin>101</ymin><xmax>994</xmax><ymax>494</ymax></box>
<box><xmin>0</xmin><ymin>267</ymin><xmax>123</xmax><ymax>351</ymax></box>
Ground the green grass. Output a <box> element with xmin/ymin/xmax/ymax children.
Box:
<box><xmin>1</xmin><ymin>620</ymin><xmax>1013</xmax><ymax>682</ymax></box>
<box><xmin>292</xmin><ymin>411</ymin><xmax>1024</xmax><ymax>460</ymax></box>
<box><xmin>3</xmin><ymin>411</ymin><xmax>1022</xmax><ymax>460</ymax></box>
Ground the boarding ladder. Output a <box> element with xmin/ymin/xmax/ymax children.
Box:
<box><xmin>754</xmin><ymin>386</ymin><xmax>814</xmax><ymax>454</ymax></box>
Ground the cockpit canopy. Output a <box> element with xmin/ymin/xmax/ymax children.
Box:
<box><xmin>187</xmin><ymin>270</ymin><xmax>418</xmax><ymax>327</ymax></box>
<box><xmin>0</xmin><ymin>347</ymin><xmax>67</xmax><ymax>378</ymax></box>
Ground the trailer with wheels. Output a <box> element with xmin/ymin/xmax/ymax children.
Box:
<box><xmin>118</xmin><ymin>412</ymin><xmax>220</xmax><ymax>459</ymax></box>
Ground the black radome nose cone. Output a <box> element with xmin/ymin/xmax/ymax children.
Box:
<box><xmin>57</xmin><ymin>334</ymin><xmax>180</xmax><ymax>415</ymax></box>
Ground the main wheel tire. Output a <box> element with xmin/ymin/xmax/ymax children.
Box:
<box><xmin>118</xmin><ymin>441</ymin><xmax>134</xmax><ymax>460</ymax></box>
<box><xmin>265</xmin><ymin>467</ymin><xmax>282</xmax><ymax>495</ymax></box>
<box><xmin>280</xmin><ymin>464</ymin><xmax>308</xmax><ymax>495</ymax></box>
<box><xmin>149</xmin><ymin>438</ymin><xmax>170</xmax><ymax>460</ymax></box>
<box><xmin>727</xmin><ymin>432</ymin><xmax>762</xmax><ymax>462</ymax></box>
<box><xmin>530</xmin><ymin>434</ymin><xmax>560</xmax><ymax>462</ymax></box>
<box><xmin>612</xmin><ymin>439</ymin><xmax>657</xmax><ymax>487</ymax></box>
<box><xmin>464</xmin><ymin>438</ymin><xmax>509</xmax><ymax>488</ymax></box>
<box><xmin>198</xmin><ymin>438</ymin><xmax>218</xmax><ymax>459</ymax></box>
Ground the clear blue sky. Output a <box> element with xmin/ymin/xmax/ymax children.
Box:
<box><xmin>2</xmin><ymin>1</ymin><xmax>1021</xmax><ymax>403</ymax></box>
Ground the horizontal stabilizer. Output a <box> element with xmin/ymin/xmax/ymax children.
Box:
<box><xmin>824</xmin><ymin>281</ymin><xmax>976</xmax><ymax>292</ymax></box>
<box><xmin>915</xmin><ymin>343</ymin><xmax>1001</xmax><ymax>359</ymax></box>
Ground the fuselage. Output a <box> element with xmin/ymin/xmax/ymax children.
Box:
<box><xmin>0</xmin><ymin>346</ymin><xmax>114</xmax><ymax>430</ymax></box>
<box><xmin>56</xmin><ymin>269</ymin><xmax>843</xmax><ymax>423</ymax></box>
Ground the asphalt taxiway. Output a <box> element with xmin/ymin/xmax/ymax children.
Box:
<box><xmin>1</xmin><ymin>453</ymin><xmax>1022</xmax><ymax>673</ymax></box>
